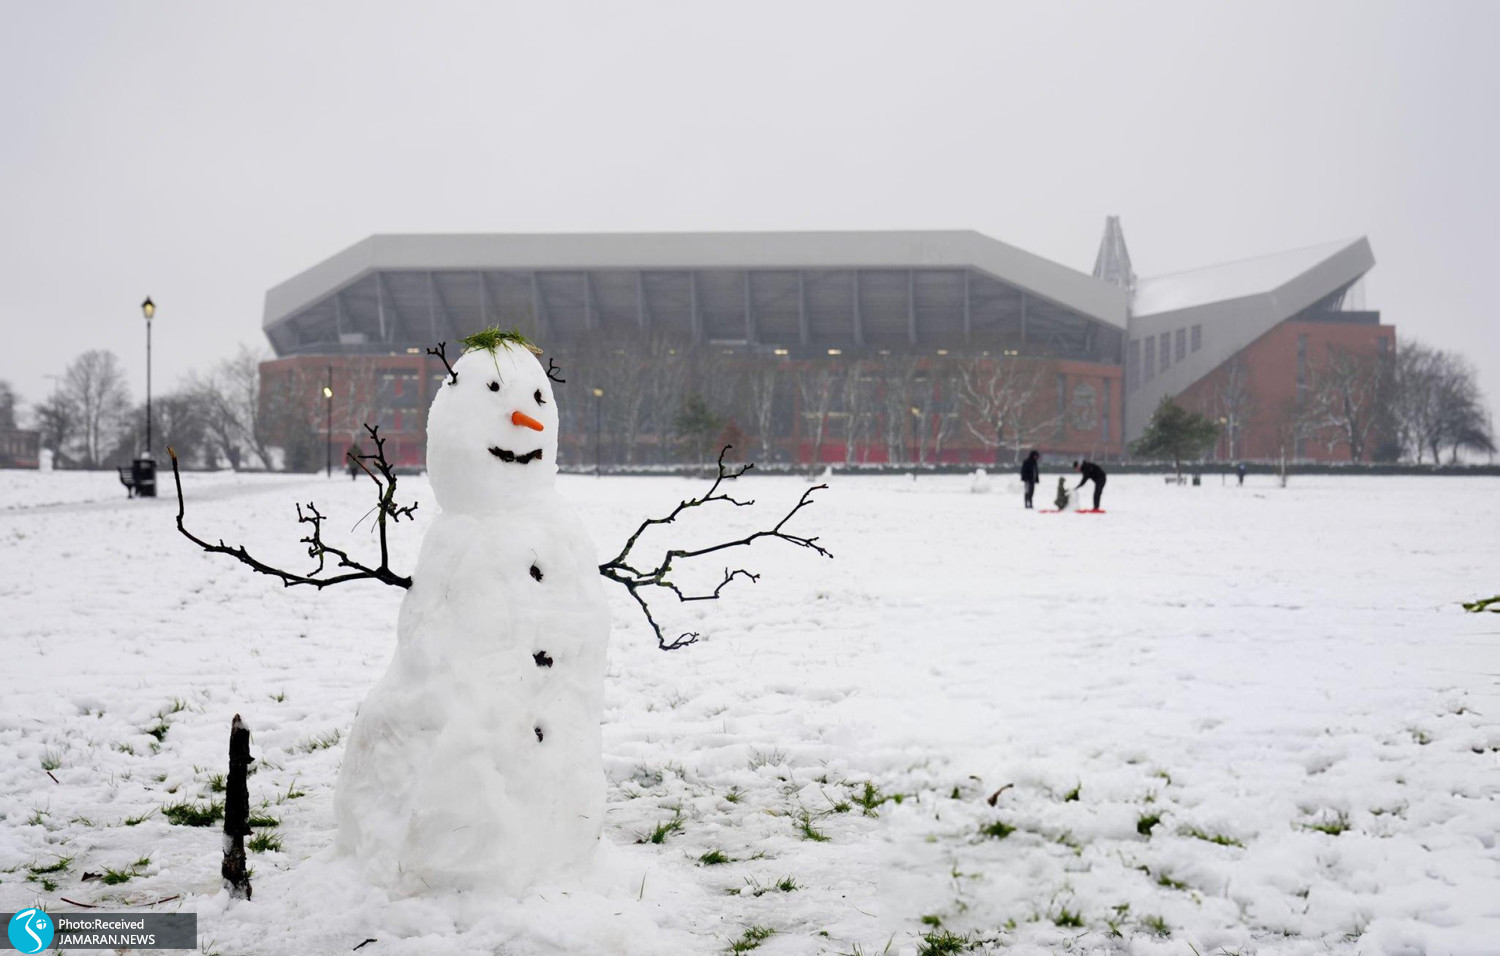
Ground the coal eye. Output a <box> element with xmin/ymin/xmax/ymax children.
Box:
<box><xmin>533</xmin><ymin>389</ymin><xmax>546</xmax><ymax>405</ymax></box>
<box><xmin>488</xmin><ymin>381</ymin><xmax>499</xmax><ymax>392</ymax></box>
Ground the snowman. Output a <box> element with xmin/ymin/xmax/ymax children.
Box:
<box><xmin>333</xmin><ymin>331</ymin><xmax>609</xmax><ymax>895</ymax></box>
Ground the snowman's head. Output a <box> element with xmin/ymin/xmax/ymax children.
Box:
<box><xmin>425</xmin><ymin>337</ymin><xmax>561</xmax><ymax>513</ymax></box>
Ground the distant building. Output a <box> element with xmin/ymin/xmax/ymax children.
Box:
<box><xmin>0</xmin><ymin>428</ymin><xmax>40</xmax><ymax>469</ymax></box>
<box><xmin>260</xmin><ymin>225</ymin><xmax>1390</xmax><ymax>469</ymax></box>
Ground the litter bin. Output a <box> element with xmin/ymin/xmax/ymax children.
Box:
<box><xmin>132</xmin><ymin>457</ymin><xmax>158</xmax><ymax>498</ymax></box>
<box><xmin>1191</xmin><ymin>473</ymin><xmax>1201</xmax><ymax>486</ymax></box>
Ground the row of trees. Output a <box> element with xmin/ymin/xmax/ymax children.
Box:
<box><xmin>18</xmin><ymin>346</ymin><xmax>278</xmax><ymax>470</ymax></box>
<box><xmin>1189</xmin><ymin>338</ymin><xmax>1494</xmax><ymax>465</ymax></box>
<box><xmin>10</xmin><ymin>333</ymin><xmax>1492</xmax><ymax>472</ymax></box>
<box><xmin>556</xmin><ymin>333</ymin><xmax>1068</xmax><ymax>469</ymax></box>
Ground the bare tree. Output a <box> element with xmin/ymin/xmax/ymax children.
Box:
<box><xmin>1302</xmin><ymin>345</ymin><xmax>1388</xmax><ymax>462</ymax></box>
<box><xmin>911</xmin><ymin>359</ymin><xmax>959</xmax><ymax>464</ymax></box>
<box><xmin>743</xmin><ymin>364</ymin><xmax>781</xmax><ymax>463</ymax></box>
<box><xmin>875</xmin><ymin>354</ymin><xmax>921</xmax><ymax>464</ymax></box>
<box><xmin>796</xmin><ymin>364</ymin><xmax>841</xmax><ymax>476</ymax></box>
<box><xmin>61</xmin><ymin>350</ymin><xmax>132</xmax><ymax>467</ymax></box>
<box><xmin>957</xmin><ymin>354</ymin><xmax>1051</xmax><ymax>466</ymax></box>
<box><xmin>839</xmin><ymin>361</ymin><xmax>873</xmax><ymax>465</ymax></box>
<box><xmin>1202</xmin><ymin>353</ymin><xmax>1256</xmax><ymax>460</ymax></box>
<box><xmin>0</xmin><ymin>381</ymin><xmax>16</xmax><ymax>431</ymax></box>
<box><xmin>35</xmin><ymin>392</ymin><xmax>77</xmax><ymax>464</ymax></box>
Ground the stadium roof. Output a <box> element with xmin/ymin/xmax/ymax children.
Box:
<box><xmin>1123</xmin><ymin>235</ymin><xmax>1378</xmax><ymax>439</ymax></box>
<box><xmin>263</xmin><ymin>230</ymin><xmax>1130</xmax><ymax>337</ymax></box>
<box><xmin>1132</xmin><ymin>237</ymin><xmax>1371</xmax><ymax>317</ymax></box>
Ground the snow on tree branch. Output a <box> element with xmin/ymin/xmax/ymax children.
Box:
<box><xmin>598</xmin><ymin>445</ymin><xmax>831</xmax><ymax>651</ymax></box>
<box><xmin>169</xmin><ymin>424</ymin><xmax>415</xmax><ymax>590</ymax></box>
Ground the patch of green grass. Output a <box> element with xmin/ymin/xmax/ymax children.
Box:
<box><xmin>1180</xmin><ymin>825</ymin><xmax>1244</xmax><ymax>847</ymax></box>
<box><xmin>644</xmin><ymin>811</ymin><xmax>684</xmax><ymax>845</ymax></box>
<box><xmin>205</xmin><ymin>773</ymin><xmax>226</xmax><ymax>794</ymax></box>
<box><xmin>269</xmin><ymin>691</ymin><xmax>286</xmax><ymax>703</ymax></box>
<box><xmin>1410</xmin><ymin>727</ymin><xmax>1432</xmax><ymax>746</ymax></box>
<box><xmin>795</xmin><ymin>810</ymin><xmax>830</xmax><ymax>842</ymax></box>
<box><xmin>978</xmin><ymin>819</ymin><xmax>1015</xmax><ymax>840</ymax></box>
<box><xmin>723</xmin><ymin>786</ymin><xmax>742</xmax><ymax>804</ymax></box>
<box><xmin>747</xmin><ymin>748</ymin><xmax>786</xmax><ymax>770</ymax></box>
<box><xmin>1053</xmin><ymin>906</ymin><xmax>1084</xmax><ymax>928</ymax></box>
<box><xmin>248</xmin><ymin>812</ymin><xmax>280</xmax><ymax>829</ymax></box>
<box><xmin>26</xmin><ymin>808</ymin><xmax>46</xmax><ymax>827</ymax></box>
<box><xmin>122</xmin><ymin>809</ymin><xmax>155</xmax><ymax>827</ymax></box>
<box><xmin>100</xmin><ymin>857</ymin><xmax>151</xmax><ymax>885</ymax></box>
<box><xmin>1136</xmin><ymin>811</ymin><xmax>1162</xmax><ymax>837</ymax></box>
<box><xmin>1141</xmin><ymin>914</ymin><xmax>1170</xmax><ymax>937</ymax></box>
<box><xmin>774</xmin><ymin>875</ymin><xmax>799</xmax><ymax>893</ymax></box>
<box><xmin>698</xmin><ymin>849</ymin><xmax>732</xmax><ymax>866</ymax></box>
<box><xmin>146</xmin><ymin>720</ymin><xmax>170</xmax><ymax>742</ymax></box>
<box><xmin>853</xmin><ymin>780</ymin><xmax>901</xmax><ymax>817</ymax></box>
<box><xmin>275</xmin><ymin>781</ymin><xmax>307</xmax><ymax>803</ymax></box>
<box><xmin>33</xmin><ymin>877</ymin><xmax>58</xmax><ymax>892</ymax></box>
<box><xmin>115</xmin><ymin>742</ymin><xmax>136</xmax><ymax>756</ymax></box>
<box><xmin>1104</xmin><ymin>902</ymin><xmax>1130</xmax><ymax>938</ymax></box>
<box><xmin>1062</xmin><ymin>782</ymin><xmax>1081</xmax><ymax>802</ymax></box>
<box><xmin>917</xmin><ymin>929</ymin><xmax>970</xmax><ymax>955</ymax></box>
<box><xmin>1303</xmin><ymin>809</ymin><xmax>1352</xmax><ymax>836</ymax></box>
<box><xmin>40</xmin><ymin>748</ymin><xmax>63</xmax><ymax>771</ymax></box>
<box><xmin>298</xmin><ymin>729</ymin><xmax>342</xmax><ymax>752</ymax></box>
<box><xmin>920</xmin><ymin>914</ymin><xmax>943</xmax><ymax>927</ymax></box>
<box><xmin>461</xmin><ymin>326</ymin><xmax>539</xmax><ymax>355</ymax></box>
<box><xmin>163</xmin><ymin>799</ymin><xmax>224</xmax><ymax>827</ymax></box>
<box><xmin>1156</xmin><ymin>872</ymin><xmax>1190</xmax><ymax>891</ymax></box>
<box><xmin>248</xmin><ymin>832</ymin><xmax>283</xmax><ymax>853</ymax></box>
<box><xmin>726</xmin><ymin>925</ymin><xmax>774</xmax><ymax>954</ymax></box>
<box><xmin>27</xmin><ymin>856</ymin><xmax>72</xmax><ymax>877</ymax></box>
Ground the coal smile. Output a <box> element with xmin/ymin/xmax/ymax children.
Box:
<box><xmin>489</xmin><ymin>446</ymin><xmax>544</xmax><ymax>464</ymax></box>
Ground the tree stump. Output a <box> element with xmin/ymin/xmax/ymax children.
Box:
<box><xmin>222</xmin><ymin>714</ymin><xmax>253</xmax><ymax>900</ymax></box>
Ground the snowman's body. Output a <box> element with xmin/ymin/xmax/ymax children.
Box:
<box><xmin>335</xmin><ymin>343</ymin><xmax>610</xmax><ymax>895</ymax></box>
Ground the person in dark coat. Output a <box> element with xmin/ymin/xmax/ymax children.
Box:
<box><xmin>1019</xmin><ymin>449</ymin><xmax>1040</xmax><ymax>509</ymax></box>
<box><xmin>1236</xmin><ymin>461</ymin><xmax>1247</xmax><ymax>486</ymax></box>
<box><xmin>1072</xmin><ymin>459</ymin><xmax>1107</xmax><ymax>510</ymax></box>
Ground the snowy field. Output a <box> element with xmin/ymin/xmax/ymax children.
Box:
<box><xmin>1</xmin><ymin>468</ymin><xmax>1498</xmax><ymax>955</ymax></box>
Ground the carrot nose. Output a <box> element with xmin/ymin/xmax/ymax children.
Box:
<box><xmin>512</xmin><ymin>410</ymin><xmax>545</xmax><ymax>432</ymax></box>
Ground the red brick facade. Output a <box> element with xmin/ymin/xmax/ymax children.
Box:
<box><xmin>1175</xmin><ymin>319</ymin><xmax>1395</xmax><ymax>462</ymax></box>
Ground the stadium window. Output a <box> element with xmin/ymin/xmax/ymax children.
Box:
<box><xmin>1191</xmin><ymin>324</ymin><xmax>1202</xmax><ymax>352</ymax></box>
<box><xmin>1296</xmin><ymin>334</ymin><xmax>1308</xmax><ymax>405</ymax></box>
<box><xmin>1159</xmin><ymin>333</ymin><xmax>1170</xmax><ymax>371</ymax></box>
<box><xmin>1127</xmin><ymin>340</ymin><xmax>1141</xmax><ymax>393</ymax></box>
<box><xmin>1144</xmin><ymin>344</ymin><xmax>1156</xmax><ymax>382</ymax></box>
<box><xmin>1101</xmin><ymin>380</ymin><xmax>1111</xmax><ymax>443</ymax></box>
<box><xmin>1175</xmin><ymin>328</ymin><xmax>1186</xmax><ymax>362</ymax></box>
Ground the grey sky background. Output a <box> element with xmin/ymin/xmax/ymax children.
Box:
<box><xmin>2</xmin><ymin>1</ymin><xmax>1496</xmax><ymax>431</ymax></box>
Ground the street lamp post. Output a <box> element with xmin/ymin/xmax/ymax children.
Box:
<box><xmin>591</xmin><ymin>387</ymin><xmax>604</xmax><ymax>477</ymax></box>
<box><xmin>136</xmin><ymin>297</ymin><xmax>158</xmax><ymax>497</ymax></box>
<box><xmin>323</xmin><ymin>367</ymin><xmax>334</xmax><ymax>478</ymax></box>
<box><xmin>141</xmin><ymin>297</ymin><xmax>155</xmax><ymax>457</ymax></box>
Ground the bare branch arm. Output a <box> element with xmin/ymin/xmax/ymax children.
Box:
<box><xmin>599</xmin><ymin>445</ymin><xmax>831</xmax><ymax>650</ymax></box>
<box><xmin>168</xmin><ymin>425</ymin><xmax>414</xmax><ymax>590</ymax></box>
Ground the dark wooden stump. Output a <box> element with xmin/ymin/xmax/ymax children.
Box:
<box><xmin>222</xmin><ymin>714</ymin><xmax>252</xmax><ymax>900</ymax></box>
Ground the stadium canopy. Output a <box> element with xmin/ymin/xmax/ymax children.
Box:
<box><xmin>1123</xmin><ymin>236</ymin><xmax>1377</xmax><ymax>437</ymax></box>
<box><xmin>263</xmin><ymin>231</ymin><xmax>1129</xmax><ymax>363</ymax></box>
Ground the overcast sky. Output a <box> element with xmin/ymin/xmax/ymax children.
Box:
<box><xmin>2</xmin><ymin>1</ymin><xmax>1496</xmax><ymax>429</ymax></box>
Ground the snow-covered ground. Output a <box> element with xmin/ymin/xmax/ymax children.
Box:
<box><xmin>1</xmin><ymin>469</ymin><xmax>1497</xmax><ymax>955</ymax></box>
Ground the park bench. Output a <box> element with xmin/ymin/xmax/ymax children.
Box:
<box><xmin>116</xmin><ymin>459</ymin><xmax>158</xmax><ymax>498</ymax></box>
